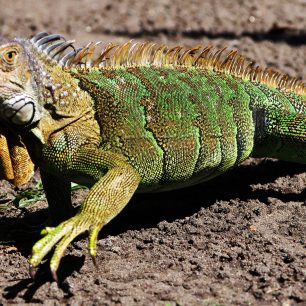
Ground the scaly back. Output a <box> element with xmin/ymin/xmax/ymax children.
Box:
<box><xmin>20</xmin><ymin>33</ymin><xmax>306</xmax><ymax>185</ymax></box>
<box><xmin>27</xmin><ymin>32</ymin><xmax>306</xmax><ymax>98</ymax></box>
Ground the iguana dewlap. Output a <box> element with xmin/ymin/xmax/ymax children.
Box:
<box><xmin>0</xmin><ymin>126</ymin><xmax>34</xmax><ymax>186</ymax></box>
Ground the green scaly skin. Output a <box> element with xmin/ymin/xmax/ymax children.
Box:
<box><xmin>0</xmin><ymin>35</ymin><xmax>304</xmax><ymax>280</ymax></box>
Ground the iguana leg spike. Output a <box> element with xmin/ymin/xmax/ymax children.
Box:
<box><xmin>40</xmin><ymin>226</ymin><xmax>55</xmax><ymax>235</ymax></box>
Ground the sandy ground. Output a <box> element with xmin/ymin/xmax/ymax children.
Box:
<box><xmin>0</xmin><ymin>0</ymin><xmax>305</xmax><ymax>305</ymax></box>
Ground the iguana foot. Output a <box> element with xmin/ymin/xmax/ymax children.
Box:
<box><xmin>29</xmin><ymin>213</ymin><xmax>103</xmax><ymax>281</ymax></box>
<box><xmin>29</xmin><ymin>151</ymin><xmax>140</xmax><ymax>281</ymax></box>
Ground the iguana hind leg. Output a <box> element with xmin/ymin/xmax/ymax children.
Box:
<box><xmin>253</xmin><ymin>110</ymin><xmax>306</xmax><ymax>164</ymax></box>
<box><xmin>29</xmin><ymin>148</ymin><xmax>140</xmax><ymax>279</ymax></box>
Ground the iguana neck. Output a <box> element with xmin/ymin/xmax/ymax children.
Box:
<box><xmin>24</xmin><ymin>41</ymin><xmax>99</xmax><ymax>142</ymax></box>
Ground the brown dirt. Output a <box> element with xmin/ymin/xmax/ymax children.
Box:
<box><xmin>0</xmin><ymin>0</ymin><xmax>306</xmax><ymax>305</ymax></box>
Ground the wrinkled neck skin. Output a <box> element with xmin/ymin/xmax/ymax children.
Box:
<box><xmin>18</xmin><ymin>39</ymin><xmax>99</xmax><ymax>143</ymax></box>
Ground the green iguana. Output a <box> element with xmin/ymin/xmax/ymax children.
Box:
<box><xmin>0</xmin><ymin>32</ymin><xmax>305</xmax><ymax>281</ymax></box>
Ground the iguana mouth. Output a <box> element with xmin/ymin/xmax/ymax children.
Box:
<box><xmin>0</xmin><ymin>94</ymin><xmax>41</xmax><ymax>126</ymax></box>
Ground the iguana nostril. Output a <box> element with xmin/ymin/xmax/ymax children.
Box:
<box><xmin>11</xmin><ymin>102</ymin><xmax>35</xmax><ymax>125</ymax></box>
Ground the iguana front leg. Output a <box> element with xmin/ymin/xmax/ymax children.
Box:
<box><xmin>40</xmin><ymin>169</ymin><xmax>73</xmax><ymax>224</ymax></box>
<box><xmin>29</xmin><ymin>147</ymin><xmax>140</xmax><ymax>280</ymax></box>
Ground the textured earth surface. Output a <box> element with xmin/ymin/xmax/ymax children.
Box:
<box><xmin>0</xmin><ymin>0</ymin><xmax>306</xmax><ymax>305</ymax></box>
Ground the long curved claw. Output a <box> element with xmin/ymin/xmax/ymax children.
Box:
<box><xmin>51</xmin><ymin>270</ymin><xmax>59</xmax><ymax>283</ymax></box>
<box><xmin>29</xmin><ymin>215</ymin><xmax>103</xmax><ymax>279</ymax></box>
<box><xmin>29</xmin><ymin>264</ymin><xmax>36</xmax><ymax>279</ymax></box>
<box><xmin>91</xmin><ymin>254</ymin><xmax>98</xmax><ymax>269</ymax></box>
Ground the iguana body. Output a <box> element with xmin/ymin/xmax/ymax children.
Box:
<box><xmin>0</xmin><ymin>32</ymin><xmax>305</xmax><ymax>279</ymax></box>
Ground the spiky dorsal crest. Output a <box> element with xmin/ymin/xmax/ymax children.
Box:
<box><xmin>28</xmin><ymin>32</ymin><xmax>306</xmax><ymax>96</ymax></box>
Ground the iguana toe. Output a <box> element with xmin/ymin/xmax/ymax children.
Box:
<box><xmin>29</xmin><ymin>214</ymin><xmax>103</xmax><ymax>279</ymax></box>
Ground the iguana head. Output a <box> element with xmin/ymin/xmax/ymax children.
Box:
<box><xmin>0</xmin><ymin>37</ymin><xmax>42</xmax><ymax>128</ymax></box>
<box><xmin>0</xmin><ymin>32</ymin><xmax>93</xmax><ymax>186</ymax></box>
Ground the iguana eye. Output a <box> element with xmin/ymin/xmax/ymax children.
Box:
<box><xmin>3</xmin><ymin>50</ymin><xmax>18</xmax><ymax>64</ymax></box>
